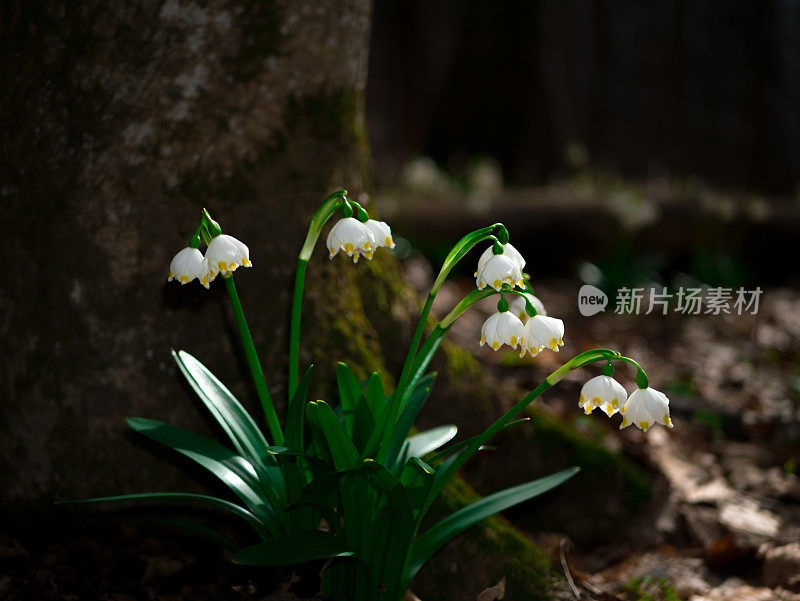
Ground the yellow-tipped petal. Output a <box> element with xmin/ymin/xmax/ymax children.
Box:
<box><xmin>491</xmin><ymin>341</ymin><xmax>499</xmax><ymax>350</ymax></box>
<box><xmin>344</xmin><ymin>242</ymin><xmax>354</xmax><ymax>254</ymax></box>
<box><xmin>180</xmin><ymin>275</ymin><xmax>189</xmax><ymax>283</ymax></box>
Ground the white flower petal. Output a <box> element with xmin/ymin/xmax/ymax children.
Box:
<box><xmin>480</xmin><ymin>311</ymin><xmax>524</xmax><ymax>350</ymax></box>
<box><xmin>475</xmin><ymin>254</ymin><xmax>524</xmax><ymax>292</ymax></box>
<box><xmin>579</xmin><ymin>375</ymin><xmax>627</xmax><ymax>416</ymax></box>
<box><xmin>168</xmin><ymin>247</ymin><xmax>205</xmax><ymax>285</ymax></box>
<box><xmin>205</xmin><ymin>234</ymin><xmax>251</xmax><ymax>276</ymax></box>
<box><xmin>619</xmin><ymin>387</ymin><xmax>672</xmax><ymax>432</ymax></box>
<box><xmin>509</xmin><ymin>292</ymin><xmax>546</xmax><ymax>322</ymax></box>
<box><xmin>475</xmin><ymin>243</ymin><xmax>526</xmax><ymax>276</ymax></box>
<box><xmin>364</xmin><ymin>219</ymin><xmax>395</xmax><ymax>249</ymax></box>
<box><xmin>327</xmin><ymin>217</ymin><xmax>375</xmax><ymax>259</ymax></box>
<box><xmin>520</xmin><ymin>315</ymin><xmax>564</xmax><ymax>357</ymax></box>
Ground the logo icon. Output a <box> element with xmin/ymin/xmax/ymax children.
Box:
<box><xmin>578</xmin><ymin>284</ymin><xmax>608</xmax><ymax>316</ymax></box>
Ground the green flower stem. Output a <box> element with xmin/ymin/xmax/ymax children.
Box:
<box><xmin>376</xmin><ymin>292</ymin><xmax>435</xmax><ymax>463</ymax></box>
<box><xmin>389</xmin><ymin>225</ymin><xmax>505</xmax><ymax>423</ymax></box>
<box><xmin>288</xmin><ymin>258</ymin><xmax>308</xmax><ymax>400</ymax></box>
<box><xmin>417</xmin><ymin>347</ymin><xmax>623</xmax><ymax>521</ymax></box>
<box><xmin>223</xmin><ymin>275</ymin><xmax>284</xmax><ymax>446</ymax></box>
<box><xmin>288</xmin><ymin>190</ymin><xmax>348</xmax><ymax>399</ymax></box>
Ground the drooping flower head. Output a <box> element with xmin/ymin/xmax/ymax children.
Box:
<box><xmin>475</xmin><ymin>242</ymin><xmax>525</xmax><ymax>276</ymax></box>
<box><xmin>364</xmin><ymin>219</ymin><xmax>395</xmax><ymax>250</ymax></box>
<box><xmin>476</xmin><ymin>253</ymin><xmax>524</xmax><ymax>292</ymax></box>
<box><xmin>327</xmin><ymin>217</ymin><xmax>375</xmax><ymax>263</ymax></box>
<box><xmin>579</xmin><ymin>375</ymin><xmax>628</xmax><ymax>416</ymax></box>
<box><xmin>480</xmin><ymin>311</ymin><xmax>524</xmax><ymax>351</ymax></box>
<box><xmin>509</xmin><ymin>292</ymin><xmax>546</xmax><ymax>322</ymax></box>
<box><xmin>168</xmin><ymin>247</ymin><xmax>205</xmax><ymax>285</ymax></box>
<box><xmin>520</xmin><ymin>314</ymin><xmax>564</xmax><ymax>357</ymax></box>
<box><xmin>202</xmin><ymin>234</ymin><xmax>251</xmax><ymax>286</ymax></box>
<box><xmin>619</xmin><ymin>387</ymin><xmax>673</xmax><ymax>432</ymax></box>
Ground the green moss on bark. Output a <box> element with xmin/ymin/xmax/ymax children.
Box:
<box><xmin>414</xmin><ymin>475</ymin><xmax>557</xmax><ymax>601</ymax></box>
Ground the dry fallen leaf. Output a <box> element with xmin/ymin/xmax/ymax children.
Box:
<box><xmin>477</xmin><ymin>577</ymin><xmax>506</xmax><ymax>601</ymax></box>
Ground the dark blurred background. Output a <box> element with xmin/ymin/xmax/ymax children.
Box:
<box><xmin>365</xmin><ymin>0</ymin><xmax>800</xmax><ymax>288</ymax></box>
<box><xmin>369</xmin><ymin>1</ymin><xmax>800</xmax><ymax>192</ymax></box>
<box><xmin>3</xmin><ymin>2</ymin><xmax>800</xmax><ymax>599</ymax></box>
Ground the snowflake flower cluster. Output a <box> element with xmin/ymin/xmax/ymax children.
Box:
<box><xmin>475</xmin><ymin>241</ymin><xmax>673</xmax><ymax>433</ymax></box>
<box><xmin>168</xmin><ymin>234</ymin><xmax>251</xmax><ymax>289</ymax></box>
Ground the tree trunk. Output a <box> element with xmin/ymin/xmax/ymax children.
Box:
<box><xmin>1</xmin><ymin>3</ymin><xmax>639</xmax><ymax>599</ymax></box>
<box><xmin>1</xmin><ymin>0</ymin><xmax>377</xmax><ymax>506</ymax></box>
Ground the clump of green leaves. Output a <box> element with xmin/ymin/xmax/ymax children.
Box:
<box><xmin>67</xmin><ymin>190</ymin><xmax>664</xmax><ymax>601</ymax></box>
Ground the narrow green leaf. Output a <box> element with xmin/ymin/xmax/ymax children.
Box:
<box><xmin>309</xmin><ymin>401</ymin><xmax>360</xmax><ymax>470</ymax></box>
<box><xmin>286</xmin><ymin>365</ymin><xmax>314</xmax><ymax>451</ymax></box>
<box><xmin>61</xmin><ymin>492</ymin><xmax>270</xmax><ymax>538</ymax></box>
<box><xmin>383</xmin><ymin>373</ymin><xmax>437</xmax><ymax>465</ymax></box>
<box><xmin>173</xmin><ymin>351</ymin><xmax>268</xmax><ymax>459</ymax></box>
<box><xmin>172</xmin><ymin>350</ymin><xmax>286</xmax><ymax>502</ymax></box>
<box><xmin>407</xmin><ymin>468</ymin><xmax>580</xmax><ymax>579</ymax></box>
<box><xmin>126</xmin><ymin>417</ymin><xmax>281</xmax><ymax>531</ymax></box>
<box><xmin>336</xmin><ymin>362</ymin><xmax>362</xmax><ymax>435</ymax></box>
<box><xmin>365</xmin><ymin>372</ymin><xmax>387</xmax><ymax>422</ymax></box>
<box><xmin>403</xmin><ymin>425</ymin><xmax>457</xmax><ymax>460</ymax></box>
<box><xmin>234</xmin><ymin>531</ymin><xmax>356</xmax><ymax>566</ymax></box>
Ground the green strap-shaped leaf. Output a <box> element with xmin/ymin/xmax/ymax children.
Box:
<box><xmin>286</xmin><ymin>365</ymin><xmax>314</xmax><ymax>451</ymax></box>
<box><xmin>61</xmin><ymin>492</ymin><xmax>270</xmax><ymax>538</ymax></box>
<box><xmin>336</xmin><ymin>362</ymin><xmax>362</xmax><ymax>435</ymax></box>
<box><xmin>364</xmin><ymin>372</ymin><xmax>387</xmax><ymax>422</ymax></box>
<box><xmin>383</xmin><ymin>373</ymin><xmax>437</xmax><ymax>465</ymax></box>
<box><xmin>406</xmin><ymin>467</ymin><xmax>580</xmax><ymax>580</ymax></box>
<box><xmin>125</xmin><ymin>417</ymin><xmax>282</xmax><ymax>533</ymax></box>
<box><xmin>233</xmin><ymin>531</ymin><xmax>357</xmax><ymax>566</ymax></box>
<box><xmin>173</xmin><ymin>350</ymin><xmax>270</xmax><ymax>459</ymax></box>
<box><xmin>308</xmin><ymin>400</ymin><xmax>360</xmax><ymax>470</ymax></box>
<box><xmin>403</xmin><ymin>425</ymin><xmax>457</xmax><ymax>460</ymax></box>
<box><xmin>172</xmin><ymin>350</ymin><xmax>286</xmax><ymax>502</ymax></box>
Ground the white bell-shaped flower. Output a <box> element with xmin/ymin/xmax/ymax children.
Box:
<box><xmin>168</xmin><ymin>247</ymin><xmax>205</xmax><ymax>285</ymax></box>
<box><xmin>364</xmin><ymin>219</ymin><xmax>395</xmax><ymax>250</ymax></box>
<box><xmin>508</xmin><ymin>292</ymin><xmax>546</xmax><ymax>323</ymax></box>
<box><xmin>519</xmin><ymin>314</ymin><xmax>564</xmax><ymax>357</ymax></box>
<box><xmin>475</xmin><ymin>243</ymin><xmax>525</xmax><ymax>276</ymax></box>
<box><xmin>476</xmin><ymin>254</ymin><xmax>524</xmax><ymax>292</ymax></box>
<box><xmin>204</xmin><ymin>234</ymin><xmax>251</xmax><ymax>280</ymax></box>
<box><xmin>327</xmin><ymin>217</ymin><xmax>375</xmax><ymax>263</ymax></box>
<box><xmin>619</xmin><ymin>387</ymin><xmax>673</xmax><ymax>432</ymax></box>
<box><xmin>480</xmin><ymin>311</ymin><xmax>524</xmax><ymax>350</ymax></box>
<box><xmin>579</xmin><ymin>375</ymin><xmax>628</xmax><ymax>416</ymax></box>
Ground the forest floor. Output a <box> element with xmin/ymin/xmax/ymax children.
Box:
<box><xmin>2</xmin><ymin>265</ymin><xmax>799</xmax><ymax>601</ymax></box>
<box><xmin>418</xmin><ymin>257</ymin><xmax>800</xmax><ymax>601</ymax></box>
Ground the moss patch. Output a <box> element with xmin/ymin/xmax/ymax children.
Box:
<box><xmin>414</xmin><ymin>475</ymin><xmax>557</xmax><ymax>600</ymax></box>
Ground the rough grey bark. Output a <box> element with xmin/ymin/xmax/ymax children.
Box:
<box><xmin>1</xmin><ymin>0</ymin><xmax>379</xmax><ymax>507</ymax></box>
